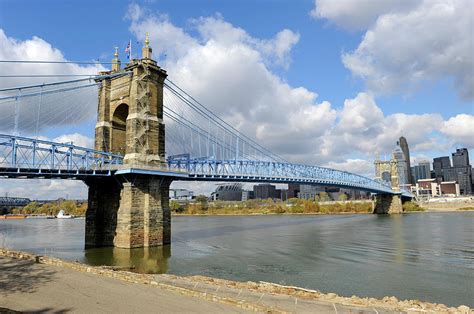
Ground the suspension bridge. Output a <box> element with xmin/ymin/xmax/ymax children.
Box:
<box><xmin>0</xmin><ymin>38</ymin><xmax>411</xmax><ymax>248</ymax></box>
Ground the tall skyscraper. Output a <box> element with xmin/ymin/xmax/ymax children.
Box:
<box><xmin>411</xmin><ymin>161</ymin><xmax>431</xmax><ymax>183</ymax></box>
<box><xmin>433</xmin><ymin>156</ymin><xmax>451</xmax><ymax>180</ymax></box>
<box><xmin>452</xmin><ymin>148</ymin><xmax>469</xmax><ymax>167</ymax></box>
<box><xmin>393</xmin><ymin>144</ymin><xmax>408</xmax><ymax>185</ymax></box>
<box><xmin>398</xmin><ymin>137</ymin><xmax>412</xmax><ymax>184</ymax></box>
<box><xmin>451</xmin><ymin>148</ymin><xmax>472</xmax><ymax>195</ymax></box>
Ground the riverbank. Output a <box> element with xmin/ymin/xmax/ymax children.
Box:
<box><xmin>1</xmin><ymin>248</ymin><xmax>471</xmax><ymax>313</ymax></box>
<box><xmin>172</xmin><ymin>199</ymin><xmax>375</xmax><ymax>215</ymax></box>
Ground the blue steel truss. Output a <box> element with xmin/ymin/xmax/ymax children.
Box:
<box><xmin>0</xmin><ymin>196</ymin><xmax>30</xmax><ymax>207</ymax></box>
<box><xmin>0</xmin><ymin>134</ymin><xmax>409</xmax><ymax>196</ymax></box>
<box><xmin>167</xmin><ymin>155</ymin><xmax>398</xmax><ymax>195</ymax></box>
<box><xmin>0</xmin><ymin>134</ymin><xmax>123</xmax><ymax>178</ymax></box>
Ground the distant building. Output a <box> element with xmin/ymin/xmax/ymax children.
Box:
<box><xmin>433</xmin><ymin>156</ymin><xmax>451</xmax><ymax>180</ymax></box>
<box><xmin>440</xmin><ymin>181</ymin><xmax>460</xmax><ymax>196</ymax></box>
<box><xmin>253</xmin><ymin>184</ymin><xmax>279</xmax><ymax>200</ymax></box>
<box><xmin>433</xmin><ymin>148</ymin><xmax>473</xmax><ymax>195</ymax></box>
<box><xmin>169</xmin><ymin>189</ymin><xmax>194</xmax><ymax>200</ymax></box>
<box><xmin>393</xmin><ymin>143</ymin><xmax>409</xmax><ymax>186</ymax></box>
<box><xmin>211</xmin><ymin>183</ymin><xmax>244</xmax><ymax>201</ymax></box>
<box><xmin>452</xmin><ymin>148</ymin><xmax>469</xmax><ymax>167</ymax></box>
<box><xmin>287</xmin><ymin>183</ymin><xmax>300</xmax><ymax>199</ymax></box>
<box><xmin>414</xmin><ymin>179</ymin><xmax>460</xmax><ymax>197</ymax></box>
<box><xmin>297</xmin><ymin>185</ymin><xmax>325</xmax><ymax>200</ymax></box>
<box><xmin>411</xmin><ymin>161</ymin><xmax>431</xmax><ymax>182</ymax></box>
<box><xmin>399</xmin><ymin>137</ymin><xmax>413</xmax><ymax>184</ymax></box>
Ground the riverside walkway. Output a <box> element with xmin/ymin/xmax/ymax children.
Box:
<box><xmin>0</xmin><ymin>252</ymin><xmax>469</xmax><ymax>313</ymax></box>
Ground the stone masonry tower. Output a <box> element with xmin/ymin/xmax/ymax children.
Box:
<box><xmin>85</xmin><ymin>34</ymin><xmax>172</xmax><ymax>249</ymax></box>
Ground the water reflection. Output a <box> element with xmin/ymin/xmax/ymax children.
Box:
<box><xmin>1</xmin><ymin>213</ymin><xmax>473</xmax><ymax>307</ymax></box>
<box><xmin>83</xmin><ymin>246</ymin><xmax>171</xmax><ymax>273</ymax></box>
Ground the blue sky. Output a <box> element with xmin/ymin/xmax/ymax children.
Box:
<box><xmin>0</xmin><ymin>0</ymin><xmax>467</xmax><ymax>118</ymax></box>
<box><xmin>0</xmin><ymin>0</ymin><xmax>472</xmax><ymax>198</ymax></box>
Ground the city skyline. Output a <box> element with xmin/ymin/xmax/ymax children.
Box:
<box><xmin>0</xmin><ymin>0</ymin><xmax>472</xmax><ymax>198</ymax></box>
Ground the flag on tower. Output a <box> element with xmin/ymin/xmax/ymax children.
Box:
<box><xmin>125</xmin><ymin>40</ymin><xmax>131</xmax><ymax>60</ymax></box>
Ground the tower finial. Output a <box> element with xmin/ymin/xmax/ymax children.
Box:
<box><xmin>112</xmin><ymin>46</ymin><xmax>121</xmax><ymax>72</ymax></box>
<box><xmin>145</xmin><ymin>32</ymin><xmax>150</xmax><ymax>48</ymax></box>
<box><xmin>142</xmin><ymin>32</ymin><xmax>152</xmax><ymax>59</ymax></box>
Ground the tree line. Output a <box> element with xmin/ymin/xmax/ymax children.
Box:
<box><xmin>11</xmin><ymin>200</ymin><xmax>87</xmax><ymax>216</ymax></box>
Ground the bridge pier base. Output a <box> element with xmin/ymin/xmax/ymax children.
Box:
<box><xmin>374</xmin><ymin>194</ymin><xmax>403</xmax><ymax>214</ymax></box>
<box><xmin>84</xmin><ymin>175</ymin><xmax>171</xmax><ymax>249</ymax></box>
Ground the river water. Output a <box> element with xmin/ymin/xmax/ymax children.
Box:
<box><xmin>1</xmin><ymin>213</ymin><xmax>473</xmax><ymax>307</ymax></box>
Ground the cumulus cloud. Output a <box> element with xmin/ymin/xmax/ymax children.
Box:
<box><xmin>317</xmin><ymin>92</ymin><xmax>447</xmax><ymax>163</ymax></box>
<box><xmin>441</xmin><ymin>114</ymin><xmax>474</xmax><ymax>147</ymax></box>
<box><xmin>323</xmin><ymin>159</ymin><xmax>374</xmax><ymax>177</ymax></box>
<box><xmin>313</xmin><ymin>0</ymin><xmax>474</xmax><ymax>100</ymax></box>
<box><xmin>127</xmin><ymin>4</ymin><xmax>332</xmax><ymax>162</ymax></box>
<box><xmin>311</xmin><ymin>0</ymin><xmax>420</xmax><ymax>30</ymax></box>
<box><xmin>54</xmin><ymin>133</ymin><xmax>94</xmax><ymax>148</ymax></box>
<box><xmin>128</xmin><ymin>5</ymin><xmax>472</xmax><ymax>166</ymax></box>
<box><xmin>0</xmin><ymin>29</ymin><xmax>104</xmax><ymax>135</ymax></box>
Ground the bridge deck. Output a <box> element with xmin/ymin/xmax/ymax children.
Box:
<box><xmin>0</xmin><ymin>134</ymin><xmax>411</xmax><ymax>197</ymax></box>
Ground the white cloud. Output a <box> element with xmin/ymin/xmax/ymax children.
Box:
<box><xmin>127</xmin><ymin>5</ymin><xmax>332</xmax><ymax>162</ymax></box>
<box><xmin>313</xmin><ymin>0</ymin><xmax>474</xmax><ymax>100</ymax></box>
<box><xmin>441</xmin><ymin>114</ymin><xmax>474</xmax><ymax>147</ymax></box>
<box><xmin>54</xmin><ymin>133</ymin><xmax>94</xmax><ymax>148</ymax></box>
<box><xmin>323</xmin><ymin>159</ymin><xmax>374</xmax><ymax>177</ymax></box>
<box><xmin>0</xmin><ymin>29</ymin><xmax>104</xmax><ymax>135</ymax></box>
<box><xmin>318</xmin><ymin>92</ymin><xmax>446</xmax><ymax>163</ymax></box>
<box><xmin>311</xmin><ymin>0</ymin><xmax>420</xmax><ymax>30</ymax></box>
<box><xmin>128</xmin><ymin>5</ymin><xmax>472</xmax><ymax>167</ymax></box>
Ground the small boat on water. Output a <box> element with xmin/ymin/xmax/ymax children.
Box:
<box><xmin>0</xmin><ymin>214</ymin><xmax>27</xmax><ymax>219</ymax></box>
<box><xmin>56</xmin><ymin>210</ymin><xmax>74</xmax><ymax>219</ymax></box>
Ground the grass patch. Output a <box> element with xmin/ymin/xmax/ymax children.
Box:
<box><xmin>403</xmin><ymin>201</ymin><xmax>425</xmax><ymax>212</ymax></box>
<box><xmin>458</xmin><ymin>206</ymin><xmax>474</xmax><ymax>211</ymax></box>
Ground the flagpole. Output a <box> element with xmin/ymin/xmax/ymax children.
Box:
<box><xmin>130</xmin><ymin>40</ymin><xmax>132</xmax><ymax>60</ymax></box>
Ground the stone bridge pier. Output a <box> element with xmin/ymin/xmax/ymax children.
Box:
<box><xmin>373</xmin><ymin>193</ymin><xmax>403</xmax><ymax>214</ymax></box>
<box><xmin>85</xmin><ymin>35</ymin><xmax>172</xmax><ymax>248</ymax></box>
<box><xmin>84</xmin><ymin>176</ymin><xmax>171</xmax><ymax>248</ymax></box>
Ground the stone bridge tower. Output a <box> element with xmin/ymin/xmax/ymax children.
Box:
<box><xmin>373</xmin><ymin>153</ymin><xmax>404</xmax><ymax>214</ymax></box>
<box><xmin>85</xmin><ymin>35</ymin><xmax>172</xmax><ymax>248</ymax></box>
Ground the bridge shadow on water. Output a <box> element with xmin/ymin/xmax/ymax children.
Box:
<box><xmin>83</xmin><ymin>245</ymin><xmax>171</xmax><ymax>274</ymax></box>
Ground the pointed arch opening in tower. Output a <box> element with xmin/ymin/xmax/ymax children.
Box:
<box><xmin>111</xmin><ymin>103</ymin><xmax>129</xmax><ymax>155</ymax></box>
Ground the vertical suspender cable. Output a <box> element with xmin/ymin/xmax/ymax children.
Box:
<box><xmin>35</xmin><ymin>85</ymin><xmax>43</xmax><ymax>139</ymax></box>
<box><xmin>14</xmin><ymin>90</ymin><xmax>21</xmax><ymax>136</ymax></box>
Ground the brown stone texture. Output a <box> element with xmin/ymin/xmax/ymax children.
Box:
<box><xmin>85</xmin><ymin>176</ymin><xmax>171</xmax><ymax>249</ymax></box>
<box><xmin>374</xmin><ymin>194</ymin><xmax>403</xmax><ymax>214</ymax></box>
<box><xmin>94</xmin><ymin>59</ymin><xmax>167</xmax><ymax>166</ymax></box>
<box><xmin>114</xmin><ymin>176</ymin><xmax>171</xmax><ymax>248</ymax></box>
<box><xmin>88</xmin><ymin>57</ymin><xmax>171</xmax><ymax>249</ymax></box>
<box><xmin>84</xmin><ymin>177</ymin><xmax>121</xmax><ymax>248</ymax></box>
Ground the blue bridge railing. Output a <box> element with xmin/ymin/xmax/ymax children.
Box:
<box><xmin>0</xmin><ymin>134</ymin><xmax>123</xmax><ymax>177</ymax></box>
<box><xmin>0</xmin><ymin>134</ymin><xmax>408</xmax><ymax>196</ymax></box>
<box><xmin>167</xmin><ymin>155</ymin><xmax>397</xmax><ymax>195</ymax></box>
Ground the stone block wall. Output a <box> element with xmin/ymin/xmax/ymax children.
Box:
<box><xmin>85</xmin><ymin>175</ymin><xmax>171</xmax><ymax>249</ymax></box>
<box><xmin>374</xmin><ymin>194</ymin><xmax>403</xmax><ymax>214</ymax></box>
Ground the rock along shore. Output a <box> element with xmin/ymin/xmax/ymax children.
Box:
<box><xmin>1</xmin><ymin>248</ymin><xmax>471</xmax><ymax>313</ymax></box>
